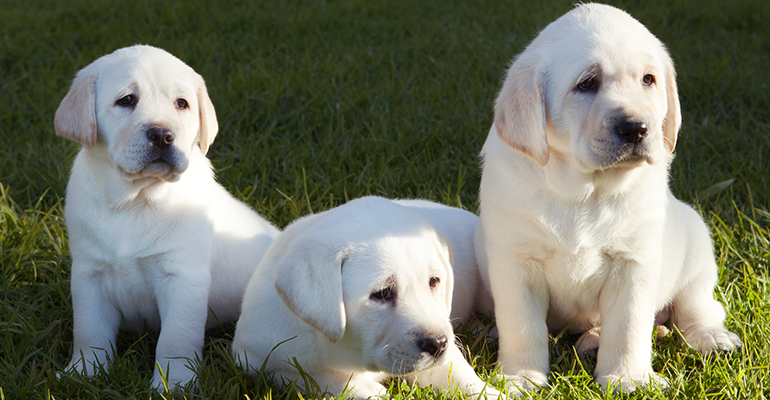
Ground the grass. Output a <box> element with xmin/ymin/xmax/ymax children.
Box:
<box><xmin>1</xmin><ymin>0</ymin><xmax>768</xmax><ymax>398</ymax></box>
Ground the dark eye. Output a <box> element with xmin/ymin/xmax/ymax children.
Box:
<box><xmin>577</xmin><ymin>75</ymin><xmax>598</xmax><ymax>92</ymax></box>
<box><xmin>429</xmin><ymin>277</ymin><xmax>440</xmax><ymax>289</ymax></box>
<box><xmin>642</xmin><ymin>74</ymin><xmax>655</xmax><ymax>86</ymax></box>
<box><xmin>116</xmin><ymin>94</ymin><xmax>135</xmax><ymax>106</ymax></box>
<box><xmin>176</xmin><ymin>98</ymin><xmax>188</xmax><ymax>109</ymax></box>
<box><xmin>370</xmin><ymin>286</ymin><xmax>394</xmax><ymax>302</ymax></box>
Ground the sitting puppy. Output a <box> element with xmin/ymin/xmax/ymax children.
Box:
<box><xmin>232</xmin><ymin>196</ymin><xmax>498</xmax><ymax>399</ymax></box>
<box><xmin>55</xmin><ymin>45</ymin><xmax>280</xmax><ymax>390</ymax></box>
<box><xmin>475</xmin><ymin>3</ymin><xmax>741</xmax><ymax>393</ymax></box>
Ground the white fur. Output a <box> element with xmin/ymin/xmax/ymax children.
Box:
<box><xmin>56</xmin><ymin>45</ymin><xmax>280</xmax><ymax>390</ymax></box>
<box><xmin>232</xmin><ymin>196</ymin><xmax>498</xmax><ymax>399</ymax></box>
<box><xmin>475</xmin><ymin>3</ymin><xmax>740</xmax><ymax>394</ymax></box>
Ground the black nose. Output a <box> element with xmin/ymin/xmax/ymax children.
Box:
<box><xmin>616</xmin><ymin>120</ymin><xmax>648</xmax><ymax>144</ymax></box>
<box><xmin>418</xmin><ymin>335</ymin><xmax>448</xmax><ymax>358</ymax></box>
<box><xmin>147</xmin><ymin>127</ymin><xmax>174</xmax><ymax>149</ymax></box>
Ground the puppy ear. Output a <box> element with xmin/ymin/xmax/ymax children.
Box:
<box><xmin>196</xmin><ymin>80</ymin><xmax>219</xmax><ymax>156</ymax></box>
<box><xmin>54</xmin><ymin>69</ymin><xmax>97</xmax><ymax>146</ymax></box>
<box><xmin>494</xmin><ymin>53</ymin><xmax>549</xmax><ymax>166</ymax></box>
<box><xmin>275</xmin><ymin>246</ymin><xmax>348</xmax><ymax>343</ymax></box>
<box><xmin>662</xmin><ymin>55</ymin><xmax>681</xmax><ymax>153</ymax></box>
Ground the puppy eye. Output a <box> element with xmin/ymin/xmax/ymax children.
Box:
<box><xmin>176</xmin><ymin>98</ymin><xmax>189</xmax><ymax>109</ymax></box>
<box><xmin>429</xmin><ymin>277</ymin><xmax>440</xmax><ymax>289</ymax></box>
<box><xmin>642</xmin><ymin>74</ymin><xmax>656</xmax><ymax>86</ymax></box>
<box><xmin>116</xmin><ymin>94</ymin><xmax>136</xmax><ymax>107</ymax></box>
<box><xmin>577</xmin><ymin>76</ymin><xmax>598</xmax><ymax>92</ymax></box>
<box><xmin>370</xmin><ymin>286</ymin><xmax>395</xmax><ymax>302</ymax></box>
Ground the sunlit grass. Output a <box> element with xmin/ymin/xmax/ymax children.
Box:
<box><xmin>1</xmin><ymin>0</ymin><xmax>768</xmax><ymax>398</ymax></box>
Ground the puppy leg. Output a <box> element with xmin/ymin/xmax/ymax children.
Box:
<box><xmin>595</xmin><ymin>258</ymin><xmax>668</xmax><ymax>393</ymax></box>
<box><xmin>343</xmin><ymin>372</ymin><xmax>389</xmax><ymax>400</ymax></box>
<box><xmin>288</xmin><ymin>369</ymin><xmax>387</xmax><ymax>400</ymax></box>
<box><xmin>670</xmin><ymin>206</ymin><xmax>741</xmax><ymax>354</ymax></box>
<box><xmin>151</xmin><ymin>268</ymin><xmax>211</xmax><ymax>391</ymax></box>
<box><xmin>408</xmin><ymin>343</ymin><xmax>501</xmax><ymax>399</ymax></box>
<box><xmin>66</xmin><ymin>262</ymin><xmax>121</xmax><ymax>376</ymax></box>
<box><xmin>488</xmin><ymin>256</ymin><xmax>549</xmax><ymax>393</ymax></box>
<box><xmin>672</xmin><ymin>272</ymin><xmax>741</xmax><ymax>354</ymax></box>
<box><xmin>576</xmin><ymin>308</ymin><xmax>671</xmax><ymax>361</ymax></box>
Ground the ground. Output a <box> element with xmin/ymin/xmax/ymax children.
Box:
<box><xmin>1</xmin><ymin>0</ymin><xmax>768</xmax><ymax>398</ymax></box>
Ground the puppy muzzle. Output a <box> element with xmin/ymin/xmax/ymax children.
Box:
<box><xmin>117</xmin><ymin>126</ymin><xmax>189</xmax><ymax>181</ymax></box>
<box><xmin>593</xmin><ymin>118</ymin><xmax>656</xmax><ymax>169</ymax></box>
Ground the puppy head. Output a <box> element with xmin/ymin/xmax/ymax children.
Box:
<box><xmin>495</xmin><ymin>3</ymin><xmax>681</xmax><ymax>172</ymax></box>
<box><xmin>274</xmin><ymin>197</ymin><xmax>455</xmax><ymax>375</ymax></box>
<box><xmin>54</xmin><ymin>45</ymin><xmax>218</xmax><ymax>182</ymax></box>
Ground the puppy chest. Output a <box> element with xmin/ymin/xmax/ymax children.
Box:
<box><xmin>543</xmin><ymin>249</ymin><xmax>612</xmax><ymax>318</ymax></box>
<box><xmin>92</xmin><ymin>258</ymin><xmax>163</xmax><ymax>330</ymax></box>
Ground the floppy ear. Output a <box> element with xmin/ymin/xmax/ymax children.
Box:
<box><xmin>494</xmin><ymin>53</ymin><xmax>549</xmax><ymax>166</ymax></box>
<box><xmin>54</xmin><ymin>69</ymin><xmax>97</xmax><ymax>146</ymax></box>
<box><xmin>196</xmin><ymin>80</ymin><xmax>219</xmax><ymax>156</ymax></box>
<box><xmin>275</xmin><ymin>245</ymin><xmax>348</xmax><ymax>343</ymax></box>
<box><xmin>435</xmin><ymin>231</ymin><xmax>455</xmax><ymax>314</ymax></box>
<box><xmin>662</xmin><ymin>55</ymin><xmax>681</xmax><ymax>153</ymax></box>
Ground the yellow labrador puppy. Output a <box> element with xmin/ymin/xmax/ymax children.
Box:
<box><xmin>55</xmin><ymin>45</ymin><xmax>279</xmax><ymax>390</ymax></box>
<box><xmin>232</xmin><ymin>196</ymin><xmax>498</xmax><ymax>399</ymax></box>
<box><xmin>475</xmin><ymin>3</ymin><xmax>741</xmax><ymax>393</ymax></box>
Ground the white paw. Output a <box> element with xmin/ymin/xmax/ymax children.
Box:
<box><xmin>464</xmin><ymin>382</ymin><xmax>502</xmax><ymax>400</ymax></box>
<box><xmin>683</xmin><ymin>326</ymin><xmax>742</xmax><ymax>355</ymax></box>
<box><xmin>575</xmin><ymin>327</ymin><xmax>601</xmax><ymax>359</ymax></box>
<box><xmin>63</xmin><ymin>352</ymin><xmax>110</xmax><ymax>378</ymax></box>
<box><xmin>502</xmin><ymin>371</ymin><xmax>548</xmax><ymax>396</ymax></box>
<box><xmin>596</xmin><ymin>371</ymin><xmax>669</xmax><ymax>393</ymax></box>
<box><xmin>151</xmin><ymin>366</ymin><xmax>196</xmax><ymax>393</ymax></box>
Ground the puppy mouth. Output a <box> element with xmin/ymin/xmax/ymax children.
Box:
<box><xmin>379</xmin><ymin>335</ymin><xmax>450</xmax><ymax>375</ymax></box>
<box><xmin>118</xmin><ymin>147</ymin><xmax>189</xmax><ymax>182</ymax></box>
<box><xmin>380</xmin><ymin>353</ymin><xmax>443</xmax><ymax>376</ymax></box>
<box><xmin>591</xmin><ymin>140</ymin><xmax>652</xmax><ymax>170</ymax></box>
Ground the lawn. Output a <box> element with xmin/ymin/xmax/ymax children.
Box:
<box><xmin>1</xmin><ymin>0</ymin><xmax>768</xmax><ymax>398</ymax></box>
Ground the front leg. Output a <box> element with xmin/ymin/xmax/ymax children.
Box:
<box><xmin>488</xmin><ymin>252</ymin><xmax>550</xmax><ymax>394</ymax></box>
<box><xmin>151</xmin><ymin>264</ymin><xmax>211</xmax><ymax>391</ymax></box>
<box><xmin>407</xmin><ymin>343</ymin><xmax>501</xmax><ymax>399</ymax></box>
<box><xmin>595</xmin><ymin>253</ymin><xmax>668</xmax><ymax>393</ymax></box>
<box><xmin>280</xmin><ymin>367</ymin><xmax>387</xmax><ymax>400</ymax></box>
<box><xmin>66</xmin><ymin>260</ymin><xmax>121</xmax><ymax>377</ymax></box>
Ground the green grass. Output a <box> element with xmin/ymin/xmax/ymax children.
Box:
<box><xmin>1</xmin><ymin>0</ymin><xmax>768</xmax><ymax>398</ymax></box>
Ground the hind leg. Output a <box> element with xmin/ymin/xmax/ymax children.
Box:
<box><xmin>672</xmin><ymin>282</ymin><xmax>741</xmax><ymax>354</ymax></box>
<box><xmin>670</xmin><ymin>249</ymin><xmax>741</xmax><ymax>355</ymax></box>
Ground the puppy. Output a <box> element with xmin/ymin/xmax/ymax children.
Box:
<box><xmin>55</xmin><ymin>45</ymin><xmax>280</xmax><ymax>390</ymax></box>
<box><xmin>232</xmin><ymin>196</ymin><xmax>498</xmax><ymax>399</ymax></box>
<box><xmin>475</xmin><ymin>3</ymin><xmax>741</xmax><ymax>393</ymax></box>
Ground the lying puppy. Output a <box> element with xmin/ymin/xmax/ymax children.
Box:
<box><xmin>475</xmin><ymin>3</ymin><xmax>741</xmax><ymax>393</ymax></box>
<box><xmin>55</xmin><ymin>45</ymin><xmax>279</xmax><ymax>390</ymax></box>
<box><xmin>232</xmin><ymin>196</ymin><xmax>498</xmax><ymax>399</ymax></box>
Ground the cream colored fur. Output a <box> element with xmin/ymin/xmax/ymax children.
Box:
<box><xmin>475</xmin><ymin>3</ymin><xmax>740</xmax><ymax>394</ymax></box>
<box><xmin>233</xmin><ymin>196</ymin><xmax>498</xmax><ymax>399</ymax></box>
<box><xmin>56</xmin><ymin>45</ymin><xmax>279</xmax><ymax>390</ymax></box>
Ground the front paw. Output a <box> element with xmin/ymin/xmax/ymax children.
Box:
<box><xmin>462</xmin><ymin>382</ymin><xmax>502</xmax><ymax>400</ymax></box>
<box><xmin>596</xmin><ymin>371</ymin><xmax>669</xmax><ymax>393</ymax></box>
<box><xmin>683</xmin><ymin>326</ymin><xmax>742</xmax><ymax>355</ymax></box>
<box><xmin>151</xmin><ymin>364</ymin><xmax>196</xmax><ymax>393</ymax></box>
<box><xmin>502</xmin><ymin>371</ymin><xmax>548</xmax><ymax>396</ymax></box>
<box><xmin>63</xmin><ymin>350</ymin><xmax>112</xmax><ymax>378</ymax></box>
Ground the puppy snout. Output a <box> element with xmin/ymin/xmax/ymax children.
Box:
<box><xmin>147</xmin><ymin>127</ymin><xmax>175</xmax><ymax>149</ymax></box>
<box><xmin>616</xmin><ymin>120</ymin><xmax>648</xmax><ymax>144</ymax></box>
<box><xmin>418</xmin><ymin>335</ymin><xmax>448</xmax><ymax>358</ymax></box>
